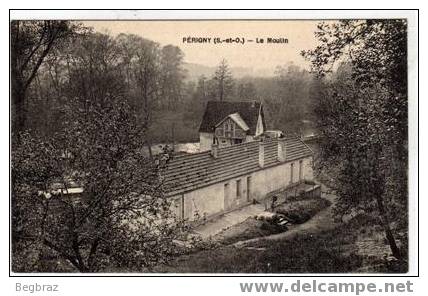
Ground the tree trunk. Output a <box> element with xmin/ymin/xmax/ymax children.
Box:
<box><xmin>11</xmin><ymin>21</ymin><xmax>24</xmax><ymax>137</ymax></box>
<box><xmin>12</xmin><ymin>83</ymin><xmax>27</xmax><ymax>137</ymax></box>
<box><xmin>375</xmin><ymin>194</ymin><xmax>401</xmax><ymax>259</ymax></box>
<box><xmin>146</xmin><ymin>137</ymin><xmax>153</xmax><ymax>159</ymax></box>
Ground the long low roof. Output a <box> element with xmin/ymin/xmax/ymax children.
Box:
<box><xmin>162</xmin><ymin>135</ymin><xmax>313</xmax><ymax>196</ymax></box>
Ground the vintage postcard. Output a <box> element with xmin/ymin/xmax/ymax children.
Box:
<box><xmin>10</xmin><ymin>10</ymin><xmax>418</xmax><ymax>276</ymax></box>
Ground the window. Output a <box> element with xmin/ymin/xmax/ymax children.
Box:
<box><xmin>223</xmin><ymin>183</ymin><xmax>231</xmax><ymax>210</ymax></box>
<box><xmin>225</xmin><ymin>122</ymin><xmax>230</xmax><ymax>131</ymax></box>
<box><xmin>224</xmin><ymin>121</ymin><xmax>232</xmax><ymax>138</ymax></box>
<box><xmin>236</xmin><ymin>179</ymin><xmax>241</xmax><ymax>197</ymax></box>
<box><xmin>299</xmin><ymin>160</ymin><xmax>303</xmax><ymax>181</ymax></box>
<box><xmin>175</xmin><ymin>195</ymin><xmax>184</xmax><ymax>220</ymax></box>
<box><xmin>246</xmin><ymin>176</ymin><xmax>251</xmax><ymax>202</ymax></box>
<box><xmin>290</xmin><ymin>163</ymin><xmax>294</xmax><ymax>183</ymax></box>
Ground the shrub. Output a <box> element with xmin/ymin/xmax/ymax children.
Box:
<box><xmin>298</xmin><ymin>189</ymin><xmax>306</xmax><ymax>197</ymax></box>
<box><xmin>304</xmin><ymin>180</ymin><xmax>317</xmax><ymax>186</ymax></box>
<box><xmin>275</xmin><ymin>198</ymin><xmax>331</xmax><ymax>224</ymax></box>
<box><xmin>260</xmin><ymin>217</ymin><xmax>288</xmax><ymax>233</ymax></box>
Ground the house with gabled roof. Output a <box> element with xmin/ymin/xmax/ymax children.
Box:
<box><xmin>198</xmin><ymin>100</ymin><xmax>267</xmax><ymax>151</ymax></box>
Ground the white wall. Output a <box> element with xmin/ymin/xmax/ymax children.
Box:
<box><xmin>199</xmin><ymin>132</ymin><xmax>213</xmax><ymax>152</ymax></box>
<box><xmin>171</xmin><ymin>156</ymin><xmax>313</xmax><ymax>221</ymax></box>
<box><xmin>255</xmin><ymin>112</ymin><xmax>264</xmax><ymax>136</ymax></box>
<box><xmin>245</xmin><ymin>135</ymin><xmax>255</xmax><ymax>142</ymax></box>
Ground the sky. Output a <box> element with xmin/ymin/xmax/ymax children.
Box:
<box><xmin>83</xmin><ymin>20</ymin><xmax>321</xmax><ymax>71</ymax></box>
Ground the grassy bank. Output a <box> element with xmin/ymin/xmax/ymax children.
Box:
<box><xmin>213</xmin><ymin>197</ymin><xmax>331</xmax><ymax>245</ymax></box>
<box><xmin>156</xmin><ymin>214</ymin><xmax>408</xmax><ymax>273</ymax></box>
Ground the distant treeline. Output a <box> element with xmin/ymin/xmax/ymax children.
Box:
<box><xmin>11</xmin><ymin>21</ymin><xmax>320</xmax><ymax>146</ymax></box>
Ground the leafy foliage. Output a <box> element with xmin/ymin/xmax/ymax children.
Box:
<box><xmin>275</xmin><ymin>198</ymin><xmax>331</xmax><ymax>224</ymax></box>
<box><xmin>12</xmin><ymin>99</ymin><xmax>183</xmax><ymax>272</ymax></box>
<box><xmin>303</xmin><ymin>20</ymin><xmax>408</xmax><ymax>259</ymax></box>
<box><xmin>11</xmin><ymin>20</ymin><xmax>84</xmax><ymax>136</ymax></box>
<box><xmin>14</xmin><ymin>21</ymin><xmax>322</xmax><ymax>145</ymax></box>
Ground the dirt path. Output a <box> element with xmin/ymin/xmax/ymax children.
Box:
<box><xmin>234</xmin><ymin>194</ymin><xmax>339</xmax><ymax>248</ymax></box>
<box><xmin>193</xmin><ymin>203</ymin><xmax>266</xmax><ymax>239</ymax></box>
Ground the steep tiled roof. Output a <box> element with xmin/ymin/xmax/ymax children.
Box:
<box><xmin>163</xmin><ymin>135</ymin><xmax>313</xmax><ymax>196</ymax></box>
<box><xmin>199</xmin><ymin>101</ymin><xmax>266</xmax><ymax>135</ymax></box>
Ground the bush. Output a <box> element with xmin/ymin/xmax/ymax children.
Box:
<box><xmin>260</xmin><ymin>218</ymin><xmax>288</xmax><ymax>233</ymax></box>
<box><xmin>275</xmin><ymin>198</ymin><xmax>331</xmax><ymax>224</ymax></box>
<box><xmin>304</xmin><ymin>180</ymin><xmax>317</xmax><ymax>186</ymax></box>
<box><xmin>260</xmin><ymin>221</ymin><xmax>278</xmax><ymax>232</ymax></box>
<box><xmin>298</xmin><ymin>189</ymin><xmax>306</xmax><ymax>197</ymax></box>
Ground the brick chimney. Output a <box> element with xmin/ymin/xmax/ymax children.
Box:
<box><xmin>277</xmin><ymin>137</ymin><xmax>286</xmax><ymax>162</ymax></box>
<box><xmin>211</xmin><ymin>143</ymin><xmax>219</xmax><ymax>159</ymax></box>
<box><xmin>258</xmin><ymin>139</ymin><xmax>265</xmax><ymax>168</ymax></box>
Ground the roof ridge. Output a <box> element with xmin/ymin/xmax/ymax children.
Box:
<box><xmin>164</xmin><ymin>136</ymin><xmax>313</xmax><ymax>195</ymax></box>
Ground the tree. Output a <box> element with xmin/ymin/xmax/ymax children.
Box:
<box><xmin>195</xmin><ymin>75</ymin><xmax>209</xmax><ymax>101</ymax></box>
<box><xmin>272</xmin><ymin>64</ymin><xmax>311</xmax><ymax>133</ymax></box>
<box><xmin>212</xmin><ymin>59</ymin><xmax>234</xmax><ymax>101</ymax></box>
<box><xmin>116</xmin><ymin>34</ymin><xmax>163</xmax><ymax>158</ymax></box>
<box><xmin>12</xmin><ymin>98</ymin><xmax>181</xmax><ymax>272</ymax></box>
<box><xmin>159</xmin><ymin>45</ymin><xmax>186</xmax><ymax>109</ymax></box>
<box><xmin>236</xmin><ymin>81</ymin><xmax>257</xmax><ymax>101</ymax></box>
<box><xmin>11</xmin><ymin>21</ymin><xmax>81</xmax><ymax>137</ymax></box>
<box><xmin>303</xmin><ymin>20</ymin><xmax>407</xmax><ymax>259</ymax></box>
<box><xmin>64</xmin><ymin>32</ymin><xmax>126</xmax><ymax>109</ymax></box>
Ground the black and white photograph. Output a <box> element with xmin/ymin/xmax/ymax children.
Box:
<box><xmin>9</xmin><ymin>11</ymin><xmax>417</xmax><ymax>275</ymax></box>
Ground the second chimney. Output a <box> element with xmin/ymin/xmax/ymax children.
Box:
<box><xmin>211</xmin><ymin>143</ymin><xmax>219</xmax><ymax>159</ymax></box>
<box><xmin>258</xmin><ymin>139</ymin><xmax>265</xmax><ymax>168</ymax></box>
<box><xmin>277</xmin><ymin>137</ymin><xmax>286</xmax><ymax>162</ymax></box>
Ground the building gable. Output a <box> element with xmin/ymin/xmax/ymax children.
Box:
<box><xmin>216</xmin><ymin>112</ymin><xmax>250</xmax><ymax>132</ymax></box>
<box><xmin>215</xmin><ymin>118</ymin><xmax>246</xmax><ymax>139</ymax></box>
<box><xmin>199</xmin><ymin>101</ymin><xmax>266</xmax><ymax>136</ymax></box>
<box><xmin>255</xmin><ymin>110</ymin><xmax>265</xmax><ymax>136</ymax></box>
